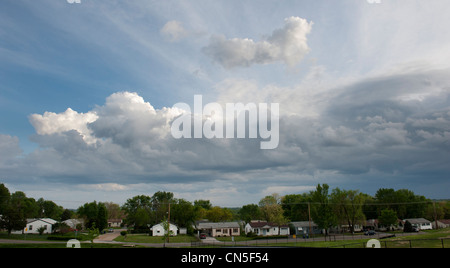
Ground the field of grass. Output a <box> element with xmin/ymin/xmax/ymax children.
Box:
<box><xmin>1</xmin><ymin>228</ymin><xmax>449</xmax><ymax>248</ymax></box>
<box><xmin>266</xmin><ymin>228</ymin><xmax>450</xmax><ymax>248</ymax></box>
<box><xmin>113</xmin><ymin>234</ymin><xmax>198</xmax><ymax>244</ymax></box>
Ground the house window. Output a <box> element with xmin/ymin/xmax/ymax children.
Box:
<box><xmin>216</xmin><ymin>229</ymin><xmax>222</xmax><ymax>233</ymax></box>
<box><xmin>233</xmin><ymin>228</ymin><xmax>238</xmax><ymax>233</ymax></box>
<box><xmin>28</xmin><ymin>225</ymin><xmax>32</xmax><ymax>231</ymax></box>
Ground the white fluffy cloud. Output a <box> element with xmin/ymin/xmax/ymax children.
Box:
<box><xmin>203</xmin><ymin>17</ymin><xmax>313</xmax><ymax>68</ymax></box>
<box><xmin>29</xmin><ymin>108</ymin><xmax>98</xmax><ymax>144</ymax></box>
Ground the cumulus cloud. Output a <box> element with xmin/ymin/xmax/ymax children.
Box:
<box><xmin>2</xmin><ymin>66</ymin><xmax>450</xmax><ymax>204</ymax></box>
<box><xmin>29</xmin><ymin>108</ymin><xmax>98</xmax><ymax>144</ymax></box>
<box><xmin>203</xmin><ymin>16</ymin><xmax>313</xmax><ymax>68</ymax></box>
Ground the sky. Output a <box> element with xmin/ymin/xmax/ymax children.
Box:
<box><xmin>1</xmin><ymin>0</ymin><xmax>450</xmax><ymax>209</ymax></box>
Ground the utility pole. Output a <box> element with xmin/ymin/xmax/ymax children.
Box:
<box><xmin>168</xmin><ymin>202</ymin><xmax>171</xmax><ymax>243</ymax></box>
<box><xmin>308</xmin><ymin>202</ymin><xmax>312</xmax><ymax>238</ymax></box>
<box><xmin>433</xmin><ymin>201</ymin><xmax>439</xmax><ymax>230</ymax></box>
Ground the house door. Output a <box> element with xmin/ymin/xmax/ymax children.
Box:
<box><xmin>263</xmin><ymin>229</ymin><xmax>267</xmax><ymax>236</ymax></box>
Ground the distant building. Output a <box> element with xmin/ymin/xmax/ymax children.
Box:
<box><xmin>433</xmin><ymin>219</ymin><xmax>450</xmax><ymax>229</ymax></box>
<box><xmin>245</xmin><ymin>221</ymin><xmax>290</xmax><ymax>236</ymax></box>
<box><xmin>151</xmin><ymin>222</ymin><xmax>179</xmax><ymax>236</ymax></box>
<box><xmin>107</xmin><ymin>219</ymin><xmax>123</xmax><ymax>228</ymax></box>
<box><xmin>404</xmin><ymin>218</ymin><xmax>432</xmax><ymax>230</ymax></box>
<box><xmin>196</xmin><ymin>222</ymin><xmax>241</xmax><ymax>237</ymax></box>
<box><xmin>12</xmin><ymin>218</ymin><xmax>57</xmax><ymax>234</ymax></box>
<box><xmin>62</xmin><ymin>218</ymin><xmax>84</xmax><ymax>230</ymax></box>
<box><xmin>291</xmin><ymin>221</ymin><xmax>321</xmax><ymax>235</ymax></box>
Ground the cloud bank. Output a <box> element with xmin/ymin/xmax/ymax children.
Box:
<box><xmin>1</xmin><ymin>66</ymin><xmax>449</xmax><ymax>206</ymax></box>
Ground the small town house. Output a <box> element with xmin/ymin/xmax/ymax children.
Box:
<box><xmin>245</xmin><ymin>221</ymin><xmax>290</xmax><ymax>236</ymax></box>
<box><xmin>12</xmin><ymin>218</ymin><xmax>57</xmax><ymax>234</ymax></box>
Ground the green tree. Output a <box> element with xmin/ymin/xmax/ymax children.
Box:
<box><xmin>97</xmin><ymin>203</ymin><xmax>108</xmax><ymax>232</ymax></box>
<box><xmin>121</xmin><ymin>195</ymin><xmax>153</xmax><ymax>230</ymax></box>
<box><xmin>0</xmin><ymin>183</ymin><xmax>10</xmax><ymax>215</ymax></box>
<box><xmin>171</xmin><ymin>199</ymin><xmax>196</xmax><ymax>229</ymax></box>
<box><xmin>310</xmin><ymin>184</ymin><xmax>336</xmax><ymax>237</ymax></box>
<box><xmin>239</xmin><ymin>204</ymin><xmax>262</xmax><ymax>223</ymax></box>
<box><xmin>61</xmin><ymin>209</ymin><xmax>74</xmax><ymax>221</ymax></box>
<box><xmin>379</xmin><ymin>209</ymin><xmax>398</xmax><ymax>230</ymax></box>
<box><xmin>205</xmin><ymin>206</ymin><xmax>233</xmax><ymax>222</ymax></box>
<box><xmin>404</xmin><ymin>220</ymin><xmax>413</xmax><ymax>232</ymax></box>
<box><xmin>77</xmin><ymin>201</ymin><xmax>108</xmax><ymax>231</ymax></box>
<box><xmin>375</xmin><ymin>188</ymin><xmax>429</xmax><ymax>219</ymax></box>
<box><xmin>259</xmin><ymin>194</ymin><xmax>287</xmax><ymax>231</ymax></box>
<box><xmin>151</xmin><ymin>191</ymin><xmax>174</xmax><ymax>224</ymax></box>
<box><xmin>331</xmin><ymin>188</ymin><xmax>366</xmax><ymax>233</ymax></box>
<box><xmin>194</xmin><ymin>200</ymin><xmax>212</xmax><ymax>210</ymax></box>
<box><xmin>104</xmin><ymin>202</ymin><xmax>125</xmax><ymax>220</ymax></box>
<box><xmin>0</xmin><ymin>190</ymin><xmax>27</xmax><ymax>235</ymax></box>
<box><xmin>37</xmin><ymin>198</ymin><xmax>63</xmax><ymax>220</ymax></box>
<box><xmin>281</xmin><ymin>193</ymin><xmax>310</xmax><ymax>221</ymax></box>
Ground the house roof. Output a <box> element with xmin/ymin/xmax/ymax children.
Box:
<box><xmin>291</xmin><ymin>221</ymin><xmax>318</xmax><ymax>228</ymax></box>
<box><xmin>151</xmin><ymin>223</ymin><xmax>178</xmax><ymax>228</ymax></box>
<box><xmin>27</xmin><ymin>218</ymin><xmax>57</xmax><ymax>225</ymax></box>
<box><xmin>404</xmin><ymin>218</ymin><xmax>431</xmax><ymax>224</ymax></box>
<box><xmin>197</xmin><ymin>222</ymin><xmax>240</xmax><ymax>229</ymax></box>
<box><xmin>248</xmin><ymin>221</ymin><xmax>289</xmax><ymax>228</ymax></box>
<box><xmin>107</xmin><ymin>219</ymin><xmax>123</xmax><ymax>223</ymax></box>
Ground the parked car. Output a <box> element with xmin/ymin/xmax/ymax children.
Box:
<box><xmin>199</xmin><ymin>233</ymin><xmax>207</xmax><ymax>239</ymax></box>
<box><xmin>364</xmin><ymin>230</ymin><xmax>376</xmax><ymax>236</ymax></box>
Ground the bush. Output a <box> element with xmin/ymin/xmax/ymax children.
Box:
<box><xmin>120</xmin><ymin>231</ymin><xmax>128</xmax><ymax>236</ymax></box>
<box><xmin>404</xmin><ymin>221</ymin><xmax>413</xmax><ymax>232</ymax></box>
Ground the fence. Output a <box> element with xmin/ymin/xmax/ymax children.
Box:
<box><xmin>327</xmin><ymin>238</ymin><xmax>450</xmax><ymax>248</ymax></box>
<box><xmin>191</xmin><ymin>235</ymin><xmax>450</xmax><ymax>249</ymax></box>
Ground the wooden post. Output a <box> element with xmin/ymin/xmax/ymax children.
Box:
<box><xmin>168</xmin><ymin>202</ymin><xmax>171</xmax><ymax>243</ymax></box>
<box><xmin>433</xmin><ymin>202</ymin><xmax>439</xmax><ymax>230</ymax></box>
<box><xmin>308</xmin><ymin>202</ymin><xmax>312</xmax><ymax>238</ymax></box>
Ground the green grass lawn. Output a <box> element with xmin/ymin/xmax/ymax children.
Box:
<box><xmin>0</xmin><ymin>242</ymin><xmax>140</xmax><ymax>248</ymax></box>
<box><xmin>268</xmin><ymin>228</ymin><xmax>450</xmax><ymax>248</ymax></box>
<box><xmin>114</xmin><ymin>234</ymin><xmax>198</xmax><ymax>244</ymax></box>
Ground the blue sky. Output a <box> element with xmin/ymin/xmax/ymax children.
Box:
<box><xmin>1</xmin><ymin>0</ymin><xmax>450</xmax><ymax>208</ymax></box>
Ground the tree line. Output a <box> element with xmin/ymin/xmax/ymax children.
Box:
<box><xmin>1</xmin><ymin>183</ymin><xmax>449</xmax><ymax>236</ymax></box>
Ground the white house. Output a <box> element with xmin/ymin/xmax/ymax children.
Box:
<box><xmin>151</xmin><ymin>222</ymin><xmax>178</xmax><ymax>236</ymax></box>
<box><xmin>107</xmin><ymin>219</ymin><xmax>123</xmax><ymax>228</ymax></box>
<box><xmin>196</xmin><ymin>222</ymin><xmax>241</xmax><ymax>237</ymax></box>
<box><xmin>404</xmin><ymin>218</ymin><xmax>433</xmax><ymax>230</ymax></box>
<box><xmin>12</xmin><ymin>218</ymin><xmax>57</xmax><ymax>234</ymax></box>
<box><xmin>245</xmin><ymin>221</ymin><xmax>290</xmax><ymax>236</ymax></box>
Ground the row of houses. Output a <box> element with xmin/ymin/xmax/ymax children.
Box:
<box><xmin>9</xmin><ymin>218</ymin><xmax>122</xmax><ymax>235</ymax></box>
<box><xmin>151</xmin><ymin>220</ymin><xmax>290</xmax><ymax>237</ymax></box>
<box><xmin>7</xmin><ymin>217</ymin><xmax>449</xmax><ymax>237</ymax></box>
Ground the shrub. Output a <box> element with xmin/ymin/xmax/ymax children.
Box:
<box><xmin>404</xmin><ymin>221</ymin><xmax>413</xmax><ymax>232</ymax></box>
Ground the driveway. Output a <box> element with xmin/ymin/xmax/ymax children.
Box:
<box><xmin>94</xmin><ymin>229</ymin><xmax>125</xmax><ymax>243</ymax></box>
